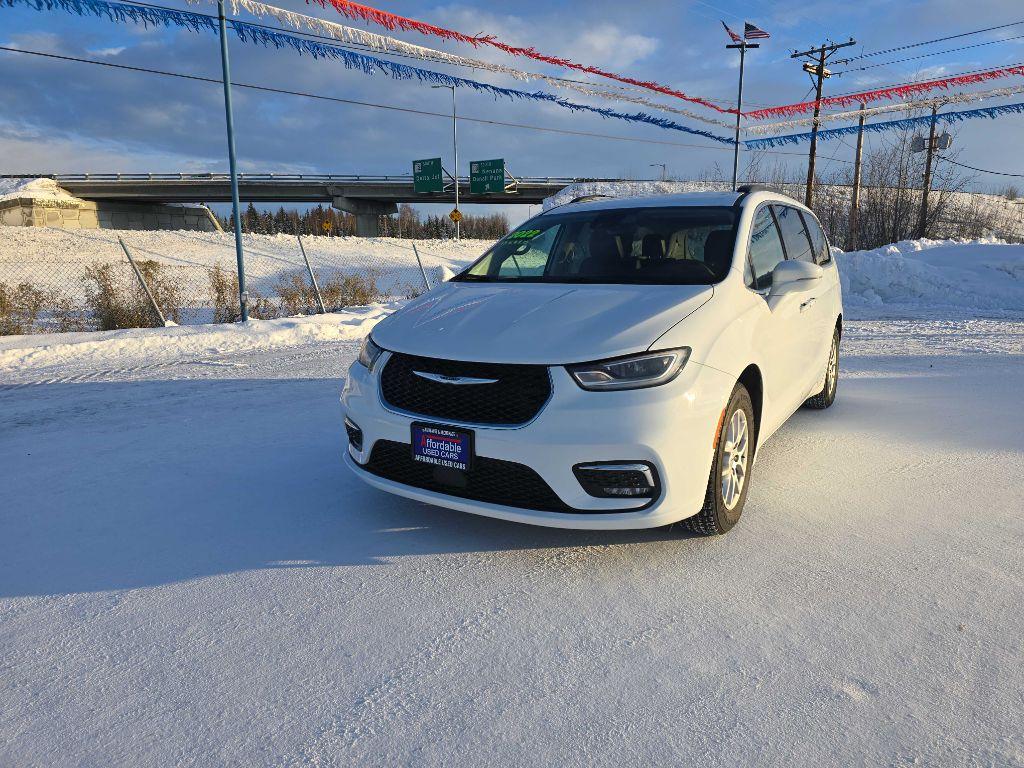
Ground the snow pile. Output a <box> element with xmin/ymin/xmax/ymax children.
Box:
<box><xmin>0</xmin><ymin>177</ymin><xmax>80</xmax><ymax>203</ymax></box>
<box><xmin>0</xmin><ymin>303</ymin><xmax>396</xmax><ymax>371</ymax></box>
<box><xmin>836</xmin><ymin>238</ymin><xmax>1024</xmax><ymax>316</ymax></box>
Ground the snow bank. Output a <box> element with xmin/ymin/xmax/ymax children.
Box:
<box><xmin>0</xmin><ymin>302</ymin><xmax>398</xmax><ymax>371</ymax></box>
<box><xmin>0</xmin><ymin>177</ymin><xmax>80</xmax><ymax>203</ymax></box>
<box><xmin>836</xmin><ymin>238</ymin><xmax>1024</xmax><ymax>316</ymax></box>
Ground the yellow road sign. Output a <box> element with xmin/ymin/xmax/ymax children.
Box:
<box><xmin>449</xmin><ymin>209</ymin><xmax>463</xmax><ymax>223</ymax></box>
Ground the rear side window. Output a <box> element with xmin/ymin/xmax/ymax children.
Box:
<box><xmin>746</xmin><ymin>206</ymin><xmax>786</xmax><ymax>291</ymax></box>
<box><xmin>773</xmin><ymin>205</ymin><xmax>815</xmax><ymax>263</ymax></box>
<box><xmin>801</xmin><ymin>211</ymin><xmax>831</xmax><ymax>264</ymax></box>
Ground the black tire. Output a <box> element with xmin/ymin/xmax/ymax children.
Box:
<box><xmin>804</xmin><ymin>326</ymin><xmax>840</xmax><ymax>410</ymax></box>
<box><xmin>686</xmin><ymin>384</ymin><xmax>756</xmax><ymax>537</ymax></box>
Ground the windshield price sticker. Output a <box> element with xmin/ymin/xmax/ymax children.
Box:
<box><xmin>508</xmin><ymin>229</ymin><xmax>542</xmax><ymax>240</ymax></box>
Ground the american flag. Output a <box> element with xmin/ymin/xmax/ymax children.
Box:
<box><xmin>721</xmin><ymin>21</ymin><xmax>743</xmax><ymax>43</ymax></box>
<box><xmin>744</xmin><ymin>22</ymin><xmax>770</xmax><ymax>40</ymax></box>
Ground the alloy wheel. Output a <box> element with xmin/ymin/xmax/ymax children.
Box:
<box><xmin>721</xmin><ymin>409</ymin><xmax>749</xmax><ymax>510</ymax></box>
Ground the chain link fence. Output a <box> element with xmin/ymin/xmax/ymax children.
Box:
<box><xmin>0</xmin><ymin>227</ymin><xmax>482</xmax><ymax>336</ymax></box>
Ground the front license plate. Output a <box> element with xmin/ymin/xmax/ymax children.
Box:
<box><xmin>411</xmin><ymin>423</ymin><xmax>474</xmax><ymax>471</ymax></box>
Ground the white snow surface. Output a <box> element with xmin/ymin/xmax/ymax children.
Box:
<box><xmin>0</xmin><ymin>176</ymin><xmax>80</xmax><ymax>203</ymax></box>
<box><xmin>836</xmin><ymin>238</ymin><xmax>1024</xmax><ymax>316</ymax></box>
<box><xmin>1</xmin><ymin>239</ymin><xmax>1023</xmax><ymax>766</ymax></box>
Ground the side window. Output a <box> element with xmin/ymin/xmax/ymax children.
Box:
<box><xmin>801</xmin><ymin>211</ymin><xmax>831</xmax><ymax>264</ymax></box>
<box><xmin>773</xmin><ymin>205</ymin><xmax>815</xmax><ymax>263</ymax></box>
<box><xmin>746</xmin><ymin>206</ymin><xmax>787</xmax><ymax>291</ymax></box>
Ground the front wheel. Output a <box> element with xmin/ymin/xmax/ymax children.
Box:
<box><xmin>804</xmin><ymin>327</ymin><xmax>840</xmax><ymax>410</ymax></box>
<box><xmin>686</xmin><ymin>384</ymin><xmax>756</xmax><ymax>536</ymax></box>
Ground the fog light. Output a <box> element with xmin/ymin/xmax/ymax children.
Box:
<box><xmin>573</xmin><ymin>463</ymin><xmax>658</xmax><ymax>499</ymax></box>
<box><xmin>344</xmin><ymin>417</ymin><xmax>363</xmax><ymax>452</ymax></box>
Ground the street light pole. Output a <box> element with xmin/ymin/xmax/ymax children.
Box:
<box><xmin>217</xmin><ymin>0</ymin><xmax>247</xmax><ymax>322</ymax></box>
<box><xmin>432</xmin><ymin>85</ymin><xmax>460</xmax><ymax>240</ymax></box>
<box><xmin>649</xmin><ymin>163</ymin><xmax>667</xmax><ymax>181</ymax></box>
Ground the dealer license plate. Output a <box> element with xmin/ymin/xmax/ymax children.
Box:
<box><xmin>411</xmin><ymin>423</ymin><xmax>473</xmax><ymax>472</ymax></box>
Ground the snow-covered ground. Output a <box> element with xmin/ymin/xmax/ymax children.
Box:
<box><xmin>0</xmin><ymin>227</ymin><xmax>489</xmax><ymax>323</ymax></box>
<box><xmin>1</xmin><ymin>240</ymin><xmax>1022</xmax><ymax>766</ymax></box>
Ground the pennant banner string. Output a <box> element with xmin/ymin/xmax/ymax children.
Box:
<box><xmin>3</xmin><ymin>0</ymin><xmax>736</xmax><ymax>144</ymax></box>
<box><xmin>745</xmin><ymin>84</ymin><xmax>1024</xmax><ymax>135</ymax></box>
<box><xmin>744</xmin><ymin>101</ymin><xmax>1024</xmax><ymax>149</ymax></box>
<box><xmin>306</xmin><ymin>0</ymin><xmax>733</xmax><ymax>114</ymax></box>
<box><xmin>745</xmin><ymin>64</ymin><xmax>1024</xmax><ymax>119</ymax></box>
<box><xmin>181</xmin><ymin>0</ymin><xmax>734</xmax><ymax>128</ymax></box>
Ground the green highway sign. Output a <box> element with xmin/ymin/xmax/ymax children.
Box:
<box><xmin>470</xmin><ymin>159</ymin><xmax>505</xmax><ymax>194</ymax></box>
<box><xmin>413</xmin><ymin>158</ymin><xmax>443</xmax><ymax>193</ymax></box>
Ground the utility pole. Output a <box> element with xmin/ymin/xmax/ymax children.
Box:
<box><xmin>791</xmin><ymin>38</ymin><xmax>856</xmax><ymax>209</ymax></box>
<box><xmin>727</xmin><ymin>39</ymin><xmax>758</xmax><ymax>192</ymax></box>
<box><xmin>848</xmin><ymin>104</ymin><xmax>866</xmax><ymax>251</ymax></box>
<box><xmin>917</xmin><ymin>105</ymin><xmax>940</xmax><ymax>239</ymax></box>
<box><xmin>649</xmin><ymin>163</ymin><xmax>667</xmax><ymax>181</ymax></box>
<box><xmin>217</xmin><ymin>0</ymin><xmax>248</xmax><ymax>321</ymax></box>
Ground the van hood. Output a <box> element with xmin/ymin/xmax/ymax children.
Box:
<box><xmin>370</xmin><ymin>281</ymin><xmax>713</xmax><ymax>364</ymax></box>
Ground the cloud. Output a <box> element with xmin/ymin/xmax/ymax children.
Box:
<box><xmin>572</xmin><ymin>24</ymin><xmax>660</xmax><ymax>69</ymax></box>
<box><xmin>87</xmin><ymin>46</ymin><xmax>126</xmax><ymax>57</ymax></box>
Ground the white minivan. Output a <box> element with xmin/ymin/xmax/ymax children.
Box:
<box><xmin>342</xmin><ymin>187</ymin><xmax>842</xmax><ymax>535</ymax></box>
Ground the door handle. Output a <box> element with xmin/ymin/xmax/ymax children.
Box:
<box><xmin>799</xmin><ymin>297</ymin><xmax>817</xmax><ymax>312</ymax></box>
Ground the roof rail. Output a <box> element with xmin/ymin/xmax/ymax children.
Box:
<box><xmin>736</xmin><ymin>184</ymin><xmax>774</xmax><ymax>194</ymax></box>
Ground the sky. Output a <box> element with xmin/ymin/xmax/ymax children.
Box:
<box><xmin>2</xmin><ymin>0</ymin><xmax>1023</xmax><ymax>221</ymax></box>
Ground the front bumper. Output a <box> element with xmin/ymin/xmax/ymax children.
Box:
<box><xmin>341</xmin><ymin>352</ymin><xmax>733</xmax><ymax>530</ymax></box>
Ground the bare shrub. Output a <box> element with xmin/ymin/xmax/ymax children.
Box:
<box><xmin>84</xmin><ymin>261</ymin><xmax>182</xmax><ymax>331</ymax></box>
<box><xmin>209</xmin><ymin>265</ymin><xmax>278</xmax><ymax>323</ymax></box>
<box><xmin>320</xmin><ymin>273</ymin><xmax>379</xmax><ymax>310</ymax></box>
<box><xmin>0</xmin><ymin>282</ymin><xmax>49</xmax><ymax>335</ymax></box>
<box><xmin>274</xmin><ymin>273</ymin><xmax>322</xmax><ymax>316</ymax></box>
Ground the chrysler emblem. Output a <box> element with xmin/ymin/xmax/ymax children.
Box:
<box><xmin>413</xmin><ymin>371</ymin><xmax>499</xmax><ymax>385</ymax></box>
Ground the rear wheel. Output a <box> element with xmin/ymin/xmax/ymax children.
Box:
<box><xmin>686</xmin><ymin>385</ymin><xmax>755</xmax><ymax>536</ymax></box>
<box><xmin>804</xmin><ymin>327</ymin><xmax>840</xmax><ymax>410</ymax></box>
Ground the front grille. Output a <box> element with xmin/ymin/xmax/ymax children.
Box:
<box><xmin>380</xmin><ymin>352</ymin><xmax>551</xmax><ymax>426</ymax></box>
<box><xmin>363</xmin><ymin>440</ymin><xmax>573</xmax><ymax>513</ymax></box>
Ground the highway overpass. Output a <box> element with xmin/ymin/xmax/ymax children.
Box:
<box><xmin>7</xmin><ymin>173</ymin><xmax>620</xmax><ymax>235</ymax></box>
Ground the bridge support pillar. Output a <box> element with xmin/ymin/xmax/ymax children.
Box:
<box><xmin>331</xmin><ymin>195</ymin><xmax>398</xmax><ymax>238</ymax></box>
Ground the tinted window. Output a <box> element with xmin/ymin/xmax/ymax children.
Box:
<box><xmin>773</xmin><ymin>205</ymin><xmax>815</xmax><ymax>263</ymax></box>
<box><xmin>746</xmin><ymin>206</ymin><xmax>786</xmax><ymax>291</ymax></box>
<box><xmin>457</xmin><ymin>207</ymin><xmax>737</xmax><ymax>285</ymax></box>
<box><xmin>801</xmin><ymin>211</ymin><xmax>831</xmax><ymax>264</ymax></box>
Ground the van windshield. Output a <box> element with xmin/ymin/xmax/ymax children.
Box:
<box><xmin>454</xmin><ymin>206</ymin><xmax>737</xmax><ymax>285</ymax></box>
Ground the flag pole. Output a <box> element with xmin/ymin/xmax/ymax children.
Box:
<box><xmin>726</xmin><ymin>35</ymin><xmax>759</xmax><ymax>192</ymax></box>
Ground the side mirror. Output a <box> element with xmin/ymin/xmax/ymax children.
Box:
<box><xmin>769</xmin><ymin>260</ymin><xmax>823</xmax><ymax>296</ymax></box>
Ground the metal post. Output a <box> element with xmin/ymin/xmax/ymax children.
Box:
<box><xmin>917</xmin><ymin>105</ymin><xmax>939</xmax><ymax>239</ymax></box>
<box><xmin>411</xmin><ymin>242</ymin><xmax>432</xmax><ymax>291</ymax></box>
<box><xmin>451</xmin><ymin>87</ymin><xmax>460</xmax><ymax>241</ymax></box>
<box><xmin>217</xmin><ymin>0</ymin><xmax>248</xmax><ymax>322</ymax></box>
<box><xmin>730</xmin><ymin>42</ymin><xmax>748</xmax><ymax>192</ymax></box>
<box><xmin>848</xmin><ymin>104</ymin><xmax>866</xmax><ymax>251</ymax></box>
<box><xmin>297</xmin><ymin>234</ymin><xmax>326</xmax><ymax>313</ymax></box>
<box><xmin>119</xmin><ymin>237</ymin><xmax>167</xmax><ymax>327</ymax></box>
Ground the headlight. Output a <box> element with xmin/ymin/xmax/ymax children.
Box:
<box><xmin>357</xmin><ymin>335</ymin><xmax>384</xmax><ymax>371</ymax></box>
<box><xmin>567</xmin><ymin>348</ymin><xmax>690</xmax><ymax>391</ymax></box>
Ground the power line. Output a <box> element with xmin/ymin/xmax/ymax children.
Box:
<box><xmin>0</xmin><ymin>45</ymin><xmax>853</xmax><ymax>166</ymax></box>
<box><xmin>838</xmin><ymin>19</ymin><xmax>1024</xmax><ymax>63</ymax></box>
<box><xmin>943</xmin><ymin>157</ymin><xmax>1024</xmax><ymax>178</ymax></box>
<box><xmin>834</xmin><ymin>33</ymin><xmax>1024</xmax><ymax>75</ymax></box>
